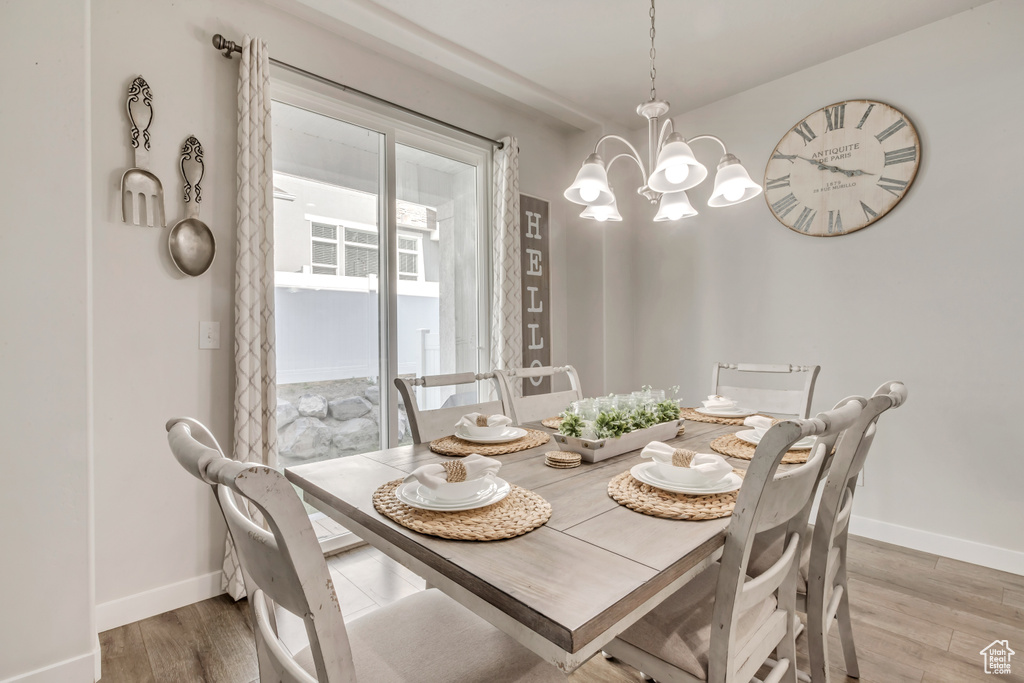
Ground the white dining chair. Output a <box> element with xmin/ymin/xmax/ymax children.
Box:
<box><xmin>394</xmin><ymin>371</ymin><xmax>507</xmax><ymax>444</ymax></box>
<box><xmin>747</xmin><ymin>380</ymin><xmax>908</xmax><ymax>683</ymax></box>
<box><xmin>603</xmin><ymin>399</ymin><xmax>863</xmax><ymax>683</ymax></box>
<box><xmin>493</xmin><ymin>365</ymin><xmax>584</xmax><ymax>424</ymax></box>
<box><xmin>166</xmin><ymin>417</ymin><xmax>566</xmax><ymax>683</ymax></box>
<box><xmin>711</xmin><ymin>363</ymin><xmax>821</xmax><ymax>418</ymax></box>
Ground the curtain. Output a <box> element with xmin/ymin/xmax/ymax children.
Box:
<box><xmin>224</xmin><ymin>35</ymin><xmax>277</xmax><ymax>600</ymax></box>
<box><xmin>490</xmin><ymin>136</ymin><xmax>522</xmax><ymax>394</ymax></box>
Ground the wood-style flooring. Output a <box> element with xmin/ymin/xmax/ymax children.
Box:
<box><xmin>99</xmin><ymin>535</ymin><xmax>1024</xmax><ymax>682</ymax></box>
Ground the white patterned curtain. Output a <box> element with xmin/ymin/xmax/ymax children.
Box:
<box><xmin>491</xmin><ymin>136</ymin><xmax>522</xmax><ymax>394</ymax></box>
<box><xmin>224</xmin><ymin>35</ymin><xmax>277</xmax><ymax>600</ymax></box>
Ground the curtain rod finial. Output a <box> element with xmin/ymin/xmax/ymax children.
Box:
<box><xmin>212</xmin><ymin>34</ymin><xmax>239</xmax><ymax>58</ymax></box>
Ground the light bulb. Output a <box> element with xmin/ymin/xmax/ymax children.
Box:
<box><xmin>667</xmin><ymin>208</ymin><xmax>684</xmax><ymax>221</ymax></box>
<box><xmin>723</xmin><ymin>184</ymin><xmax>745</xmax><ymax>202</ymax></box>
<box><xmin>665</xmin><ymin>164</ymin><xmax>689</xmax><ymax>185</ymax></box>
<box><xmin>579</xmin><ymin>183</ymin><xmax>600</xmax><ymax>203</ymax></box>
<box><xmin>594</xmin><ymin>214</ymin><xmax>608</xmax><ymax>222</ymax></box>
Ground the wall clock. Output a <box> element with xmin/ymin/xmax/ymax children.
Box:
<box><xmin>764</xmin><ymin>100</ymin><xmax>920</xmax><ymax>236</ymax></box>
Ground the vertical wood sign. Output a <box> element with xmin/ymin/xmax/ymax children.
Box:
<box><xmin>519</xmin><ymin>194</ymin><xmax>551</xmax><ymax>395</ymax></box>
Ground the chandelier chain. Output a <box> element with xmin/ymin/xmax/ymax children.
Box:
<box><xmin>649</xmin><ymin>0</ymin><xmax>657</xmax><ymax>100</ymax></box>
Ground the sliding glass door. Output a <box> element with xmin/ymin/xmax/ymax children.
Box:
<box><xmin>270</xmin><ymin>82</ymin><xmax>490</xmax><ymax>491</ymax></box>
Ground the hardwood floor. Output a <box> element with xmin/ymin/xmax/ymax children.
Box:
<box><xmin>99</xmin><ymin>535</ymin><xmax>1024</xmax><ymax>682</ymax></box>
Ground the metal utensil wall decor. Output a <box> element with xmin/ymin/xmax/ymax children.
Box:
<box><xmin>168</xmin><ymin>136</ymin><xmax>216</xmax><ymax>276</ymax></box>
<box><xmin>120</xmin><ymin>76</ymin><xmax>166</xmax><ymax>227</ymax></box>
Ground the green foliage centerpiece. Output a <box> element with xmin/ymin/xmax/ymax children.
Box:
<box><xmin>558</xmin><ymin>386</ymin><xmax>681</xmax><ymax>441</ymax></box>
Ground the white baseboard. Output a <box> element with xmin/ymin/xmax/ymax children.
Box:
<box><xmin>96</xmin><ymin>570</ymin><xmax>225</xmax><ymax>632</ymax></box>
<box><xmin>850</xmin><ymin>514</ymin><xmax>1024</xmax><ymax>576</ymax></box>
<box><xmin>1</xmin><ymin>647</ymin><xmax>98</xmax><ymax>683</ymax></box>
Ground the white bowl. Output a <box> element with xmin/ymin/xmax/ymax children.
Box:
<box><xmin>753</xmin><ymin>425</ymin><xmax>770</xmax><ymax>439</ymax></box>
<box><xmin>429</xmin><ymin>476</ymin><xmax>495</xmax><ymax>502</ymax></box>
<box><xmin>655</xmin><ymin>462</ymin><xmax>728</xmax><ymax>487</ymax></box>
<box><xmin>460</xmin><ymin>424</ymin><xmax>508</xmax><ymax>438</ymax></box>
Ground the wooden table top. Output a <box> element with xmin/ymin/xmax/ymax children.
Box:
<box><xmin>286</xmin><ymin>419</ymin><xmax>759</xmax><ymax>670</ymax></box>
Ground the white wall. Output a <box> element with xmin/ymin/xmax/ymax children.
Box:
<box><xmin>0</xmin><ymin>1</ymin><xmax>97</xmax><ymax>681</ymax></box>
<box><xmin>631</xmin><ymin>0</ymin><xmax>1024</xmax><ymax>571</ymax></box>
<box><xmin>90</xmin><ymin>0</ymin><xmax>574</xmax><ymax>629</ymax></box>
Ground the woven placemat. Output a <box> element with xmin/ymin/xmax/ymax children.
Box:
<box><xmin>679</xmin><ymin>407</ymin><xmax>771</xmax><ymax>426</ymax></box>
<box><xmin>429</xmin><ymin>428</ymin><xmax>550</xmax><ymax>456</ymax></box>
<box><xmin>372</xmin><ymin>479</ymin><xmax>551</xmax><ymax>540</ymax></box>
<box><xmin>541</xmin><ymin>416</ymin><xmax>563</xmax><ymax>429</ymax></box>
<box><xmin>608</xmin><ymin>469</ymin><xmax>746</xmax><ymax>520</ymax></box>
<box><xmin>710</xmin><ymin>433</ymin><xmax>809</xmax><ymax>464</ymax></box>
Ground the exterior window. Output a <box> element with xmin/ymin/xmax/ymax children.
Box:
<box><xmin>397</xmin><ymin>235</ymin><xmax>421</xmax><ymax>281</ymax></box>
<box><xmin>310</xmin><ymin>222</ymin><xmax>339</xmax><ymax>275</ymax></box>
<box><xmin>343</xmin><ymin>227</ymin><xmax>379</xmax><ymax>277</ymax></box>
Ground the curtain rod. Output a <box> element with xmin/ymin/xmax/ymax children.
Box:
<box><xmin>212</xmin><ymin>34</ymin><xmax>505</xmax><ymax>149</ymax></box>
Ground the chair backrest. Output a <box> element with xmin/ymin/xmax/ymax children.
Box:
<box><xmin>712</xmin><ymin>363</ymin><xmax>821</xmax><ymax>418</ymax></box>
<box><xmin>805</xmin><ymin>381</ymin><xmax>907</xmax><ymax>675</ymax></box>
<box><xmin>493</xmin><ymin>365</ymin><xmax>584</xmax><ymax>424</ymax></box>
<box><xmin>394</xmin><ymin>371</ymin><xmax>506</xmax><ymax>444</ymax></box>
<box><xmin>708</xmin><ymin>399</ymin><xmax>863</xmax><ymax>683</ymax></box>
<box><xmin>166</xmin><ymin>418</ymin><xmax>355</xmax><ymax>683</ymax></box>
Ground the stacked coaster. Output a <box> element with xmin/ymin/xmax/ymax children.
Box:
<box><xmin>545</xmin><ymin>451</ymin><xmax>582</xmax><ymax>469</ymax></box>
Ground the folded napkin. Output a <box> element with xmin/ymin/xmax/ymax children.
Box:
<box><xmin>403</xmin><ymin>454</ymin><xmax>502</xmax><ymax>490</ymax></box>
<box><xmin>641</xmin><ymin>441</ymin><xmax>733</xmax><ymax>478</ymax></box>
<box><xmin>743</xmin><ymin>415</ymin><xmax>780</xmax><ymax>430</ymax></box>
<box><xmin>702</xmin><ymin>394</ymin><xmax>738</xmax><ymax>410</ymax></box>
<box><xmin>455</xmin><ymin>412</ymin><xmax>513</xmax><ymax>430</ymax></box>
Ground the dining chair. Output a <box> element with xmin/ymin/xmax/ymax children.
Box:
<box><xmin>747</xmin><ymin>380</ymin><xmax>908</xmax><ymax>683</ymax></box>
<box><xmin>711</xmin><ymin>363</ymin><xmax>821</xmax><ymax>418</ymax></box>
<box><xmin>602</xmin><ymin>399</ymin><xmax>863</xmax><ymax>683</ymax></box>
<box><xmin>166</xmin><ymin>417</ymin><xmax>566</xmax><ymax>683</ymax></box>
<box><xmin>493</xmin><ymin>365</ymin><xmax>584</xmax><ymax>424</ymax></box>
<box><xmin>394</xmin><ymin>371</ymin><xmax>507</xmax><ymax>444</ymax></box>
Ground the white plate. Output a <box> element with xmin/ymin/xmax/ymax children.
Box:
<box><xmin>735</xmin><ymin>429</ymin><xmax>815</xmax><ymax>450</ymax></box>
<box><xmin>695</xmin><ymin>406</ymin><xmax>758</xmax><ymax>418</ymax></box>
<box><xmin>395</xmin><ymin>477</ymin><xmax>511</xmax><ymax>511</ymax></box>
<box><xmin>454</xmin><ymin>426</ymin><xmax>527</xmax><ymax>444</ymax></box>
<box><xmin>630</xmin><ymin>462</ymin><xmax>743</xmax><ymax>495</ymax></box>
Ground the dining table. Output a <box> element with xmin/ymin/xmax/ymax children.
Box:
<box><xmin>285</xmin><ymin>417</ymin><xmax>781</xmax><ymax>674</ymax></box>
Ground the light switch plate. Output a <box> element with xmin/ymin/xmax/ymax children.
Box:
<box><xmin>199</xmin><ymin>322</ymin><xmax>221</xmax><ymax>349</ymax></box>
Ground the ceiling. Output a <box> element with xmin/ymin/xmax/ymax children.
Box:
<box><xmin>275</xmin><ymin>0</ymin><xmax>987</xmax><ymax>131</ymax></box>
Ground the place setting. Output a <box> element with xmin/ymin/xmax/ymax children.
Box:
<box><xmin>710</xmin><ymin>415</ymin><xmax>815</xmax><ymax>464</ymax></box>
<box><xmin>607</xmin><ymin>441</ymin><xmax>745</xmax><ymax>520</ymax></box>
<box><xmin>372</xmin><ymin>453</ymin><xmax>552</xmax><ymax>540</ymax></box>
<box><xmin>679</xmin><ymin>394</ymin><xmax>770</xmax><ymax>425</ymax></box>
<box><xmin>429</xmin><ymin>412</ymin><xmax>551</xmax><ymax>456</ymax></box>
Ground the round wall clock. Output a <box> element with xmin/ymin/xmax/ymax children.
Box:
<box><xmin>764</xmin><ymin>100</ymin><xmax>920</xmax><ymax>236</ymax></box>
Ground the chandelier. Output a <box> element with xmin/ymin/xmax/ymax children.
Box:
<box><xmin>564</xmin><ymin>0</ymin><xmax>763</xmax><ymax>222</ymax></box>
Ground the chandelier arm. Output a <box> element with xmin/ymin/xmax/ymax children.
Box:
<box><xmin>595</xmin><ymin>134</ymin><xmax>648</xmax><ymax>180</ymax></box>
<box><xmin>657</xmin><ymin>118</ymin><xmax>676</xmax><ymax>152</ymax></box>
<box><xmin>606</xmin><ymin>152</ymin><xmax>647</xmax><ymax>178</ymax></box>
<box><xmin>684</xmin><ymin>134</ymin><xmax>729</xmax><ymax>156</ymax></box>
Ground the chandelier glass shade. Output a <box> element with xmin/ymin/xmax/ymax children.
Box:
<box><xmin>564</xmin><ymin>0</ymin><xmax>762</xmax><ymax>222</ymax></box>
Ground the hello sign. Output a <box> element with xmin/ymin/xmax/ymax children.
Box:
<box><xmin>519</xmin><ymin>194</ymin><xmax>551</xmax><ymax>395</ymax></box>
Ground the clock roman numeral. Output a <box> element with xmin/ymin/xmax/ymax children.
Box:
<box><xmin>825</xmin><ymin>104</ymin><xmax>846</xmax><ymax>131</ymax></box>
<box><xmin>772</xmin><ymin>152</ymin><xmax>797</xmax><ymax>163</ymax></box>
<box><xmin>877</xmin><ymin>176</ymin><xmax>909</xmax><ymax>196</ymax></box>
<box><xmin>793</xmin><ymin>121</ymin><xmax>817</xmax><ymax>145</ymax></box>
<box><xmin>765</xmin><ymin>174</ymin><xmax>791</xmax><ymax>190</ymax></box>
<box><xmin>884</xmin><ymin>146</ymin><xmax>917</xmax><ymax>166</ymax></box>
<box><xmin>793</xmin><ymin>207</ymin><xmax>817</xmax><ymax>233</ymax></box>
<box><xmin>771</xmin><ymin>192</ymin><xmax>799</xmax><ymax>218</ymax></box>
<box><xmin>856</xmin><ymin>103</ymin><xmax>875</xmax><ymax>130</ymax></box>
<box><xmin>828</xmin><ymin>210</ymin><xmax>844</xmax><ymax>235</ymax></box>
<box><xmin>875</xmin><ymin>119</ymin><xmax>908</xmax><ymax>142</ymax></box>
<box><xmin>860</xmin><ymin>201</ymin><xmax>878</xmax><ymax>221</ymax></box>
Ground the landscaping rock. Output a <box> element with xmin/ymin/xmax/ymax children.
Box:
<box><xmin>278</xmin><ymin>417</ymin><xmax>331</xmax><ymax>463</ymax></box>
<box><xmin>297</xmin><ymin>393</ymin><xmax>328</xmax><ymax>419</ymax></box>
<box><xmin>328</xmin><ymin>396</ymin><xmax>372</xmax><ymax>421</ymax></box>
<box><xmin>364</xmin><ymin>384</ymin><xmax>380</xmax><ymax>405</ymax></box>
<box><xmin>277</xmin><ymin>399</ymin><xmax>299</xmax><ymax>428</ymax></box>
<box><xmin>330</xmin><ymin>417</ymin><xmax>379</xmax><ymax>454</ymax></box>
